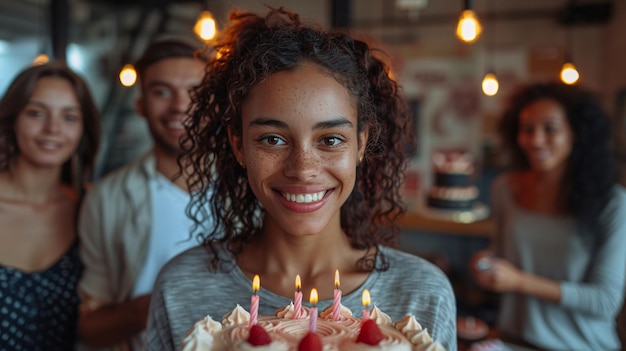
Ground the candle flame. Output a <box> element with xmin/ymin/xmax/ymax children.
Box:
<box><xmin>334</xmin><ymin>270</ymin><xmax>340</xmax><ymax>289</ymax></box>
<box><xmin>362</xmin><ymin>289</ymin><xmax>370</xmax><ymax>307</ymax></box>
<box><xmin>252</xmin><ymin>274</ymin><xmax>260</xmax><ymax>292</ymax></box>
<box><xmin>295</xmin><ymin>274</ymin><xmax>301</xmax><ymax>291</ymax></box>
<box><xmin>310</xmin><ymin>288</ymin><xmax>318</xmax><ymax>305</ymax></box>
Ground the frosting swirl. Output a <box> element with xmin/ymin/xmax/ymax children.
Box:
<box><xmin>222</xmin><ymin>304</ymin><xmax>250</xmax><ymax>327</ymax></box>
<box><xmin>319</xmin><ymin>303</ymin><xmax>353</xmax><ymax>320</ymax></box>
<box><xmin>275</xmin><ymin>302</ymin><xmax>309</xmax><ymax>319</ymax></box>
<box><xmin>394</xmin><ymin>314</ymin><xmax>423</xmax><ymax>335</ymax></box>
<box><xmin>414</xmin><ymin>340</ymin><xmax>446</xmax><ymax>351</ymax></box>
<box><xmin>180</xmin><ymin>315</ymin><xmax>221</xmax><ymax>351</ymax></box>
<box><xmin>406</xmin><ymin>328</ymin><xmax>433</xmax><ymax>345</ymax></box>
<box><xmin>369</xmin><ymin>305</ymin><xmax>392</xmax><ymax>326</ymax></box>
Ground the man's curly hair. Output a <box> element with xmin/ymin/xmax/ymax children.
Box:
<box><xmin>181</xmin><ymin>7</ymin><xmax>415</xmax><ymax>271</ymax></box>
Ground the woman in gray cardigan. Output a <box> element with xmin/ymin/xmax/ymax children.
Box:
<box><xmin>145</xmin><ymin>6</ymin><xmax>457</xmax><ymax>351</ymax></box>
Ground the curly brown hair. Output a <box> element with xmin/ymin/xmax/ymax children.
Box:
<box><xmin>181</xmin><ymin>7</ymin><xmax>415</xmax><ymax>270</ymax></box>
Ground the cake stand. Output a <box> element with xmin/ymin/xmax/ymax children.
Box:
<box><xmin>416</xmin><ymin>202</ymin><xmax>490</xmax><ymax>223</ymax></box>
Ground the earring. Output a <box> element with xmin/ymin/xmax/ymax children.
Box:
<box><xmin>239</xmin><ymin>159</ymin><xmax>246</xmax><ymax>169</ymax></box>
<box><xmin>358</xmin><ymin>155</ymin><xmax>364</xmax><ymax>164</ymax></box>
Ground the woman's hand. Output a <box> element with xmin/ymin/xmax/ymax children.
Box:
<box><xmin>469</xmin><ymin>250</ymin><xmax>524</xmax><ymax>293</ymax></box>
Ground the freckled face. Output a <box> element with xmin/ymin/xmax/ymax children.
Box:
<box><xmin>229</xmin><ymin>62</ymin><xmax>367</xmax><ymax>237</ymax></box>
<box><xmin>517</xmin><ymin>98</ymin><xmax>574</xmax><ymax>173</ymax></box>
<box><xmin>14</xmin><ymin>76</ymin><xmax>83</xmax><ymax>169</ymax></box>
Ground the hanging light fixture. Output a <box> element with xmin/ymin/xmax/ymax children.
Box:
<box><xmin>456</xmin><ymin>0</ymin><xmax>482</xmax><ymax>43</ymax></box>
<box><xmin>119</xmin><ymin>64</ymin><xmax>137</xmax><ymax>87</ymax></box>
<box><xmin>560</xmin><ymin>28</ymin><xmax>579</xmax><ymax>85</ymax></box>
<box><xmin>33</xmin><ymin>53</ymin><xmax>50</xmax><ymax>65</ymax></box>
<box><xmin>560</xmin><ymin>61</ymin><xmax>579</xmax><ymax>85</ymax></box>
<box><xmin>482</xmin><ymin>72</ymin><xmax>499</xmax><ymax>96</ymax></box>
<box><xmin>32</xmin><ymin>1</ymin><xmax>50</xmax><ymax>65</ymax></box>
<box><xmin>481</xmin><ymin>0</ymin><xmax>498</xmax><ymax>96</ymax></box>
<box><xmin>194</xmin><ymin>10</ymin><xmax>217</xmax><ymax>42</ymax></box>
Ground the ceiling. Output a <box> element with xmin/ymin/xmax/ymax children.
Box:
<box><xmin>0</xmin><ymin>0</ymin><xmax>614</xmax><ymax>43</ymax></box>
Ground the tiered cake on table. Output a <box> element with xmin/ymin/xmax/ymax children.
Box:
<box><xmin>181</xmin><ymin>303</ymin><xmax>446</xmax><ymax>351</ymax></box>
<box><xmin>426</xmin><ymin>151</ymin><xmax>478</xmax><ymax>211</ymax></box>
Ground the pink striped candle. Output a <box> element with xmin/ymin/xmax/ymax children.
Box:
<box><xmin>309</xmin><ymin>288</ymin><xmax>318</xmax><ymax>332</ymax></box>
<box><xmin>249</xmin><ymin>274</ymin><xmax>260</xmax><ymax>328</ymax></box>
<box><xmin>332</xmin><ymin>270</ymin><xmax>342</xmax><ymax>321</ymax></box>
<box><xmin>294</xmin><ymin>274</ymin><xmax>303</xmax><ymax>319</ymax></box>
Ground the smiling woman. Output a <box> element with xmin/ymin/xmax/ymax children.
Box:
<box><xmin>470</xmin><ymin>82</ymin><xmax>626</xmax><ymax>350</ymax></box>
<box><xmin>15</xmin><ymin>77</ymin><xmax>84</xmax><ymax>168</ymax></box>
<box><xmin>0</xmin><ymin>62</ymin><xmax>101</xmax><ymax>350</ymax></box>
<box><xmin>230</xmin><ymin>62</ymin><xmax>364</xmax><ymax>233</ymax></box>
<box><xmin>144</xmin><ymin>6</ymin><xmax>457</xmax><ymax>351</ymax></box>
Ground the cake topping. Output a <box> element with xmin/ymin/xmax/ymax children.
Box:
<box><xmin>406</xmin><ymin>328</ymin><xmax>434</xmax><ymax>345</ymax></box>
<box><xmin>319</xmin><ymin>303</ymin><xmax>352</xmax><ymax>320</ymax></box>
<box><xmin>247</xmin><ymin>324</ymin><xmax>272</xmax><ymax>346</ymax></box>
<box><xmin>394</xmin><ymin>314</ymin><xmax>423</xmax><ymax>335</ymax></box>
<box><xmin>414</xmin><ymin>340</ymin><xmax>446</xmax><ymax>351</ymax></box>
<box><xmin>369</xmin><ymin>305</ymin><xmax>392</xmax><ymax>326</ymax></box>
<box><xmin>297</xmin><ymin>332</ymin><xmax>323</xmax><ymax>351</ymax></box>
<box><xmin>180</xmin><ymin>316</ymin><xmax>220</xmax><ymax>351</ymax></box>
<box><xmin>356</xmin><ymin>319</ymin><xmax>385</xmax><ymax>345</ymax></box>
<box><xmin>275</xmin><ymin>302</ymin><xmax>309</xmax><ymax>319</ymax></box>
<box><xmin>222</xmin><ymin>304</ymin><xmax>250</xmax><ymax>327</ymax></box>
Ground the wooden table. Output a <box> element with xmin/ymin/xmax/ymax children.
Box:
<box><xmin>398</xmin><ymin>209</ymin><xmax>494</xmax><ymax>238</ymax></box>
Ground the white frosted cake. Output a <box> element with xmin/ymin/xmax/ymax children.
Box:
<box><xmin>181</xmin><ymin>303</ymin><xmax>446</xmax><ymax>351</ymax></box>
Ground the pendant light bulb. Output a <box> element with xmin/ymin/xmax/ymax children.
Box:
<box><xmin>560</xmin><ymin>62</ymin><xmax>579</xmax><ymax>85</ymax></box>
<box><xmin>194</xmin><ymin>11</ymin><xmax>217</xmax><ymax>41</ymax></box>
<box><xmin>119</xmin><ymin>64</ymin><xmax>137</xmax><ymax>87</ymax></box>
<box><xmin>482</xmin><ymin>72</ymin><xmax>499</xmax><ymax>96</ymax></box>
<box><xmin>456</xmin><ymin>9</ymin><xmax>482</xmax><ymax>43</ymax></box>
<box><xmin>33</xmin><ymin>53</ymin><xmax>49</xmax><ymax>66</ymax></box>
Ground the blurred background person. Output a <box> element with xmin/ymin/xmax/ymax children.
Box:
<box><xmin>470</xmin><ymin>82</ymin><xmax>626</xmax><ymax>350</ymax></box>
<box><xmin>0</xmin><ymin>62</ymin><xmax>101</xmax><ymax>350</ymax></box>
<box><xmin>77</xmin><ymin>38</ymin><xmax>207</xmax><ymax>350</ymax></box>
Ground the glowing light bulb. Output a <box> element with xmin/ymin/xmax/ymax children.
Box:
<box><xmin>119</xmin><ymin>64</ymin><xmax>137</xmax><ymax>87</ymax></box>
<box><xmin>194</xmin><ymin>11</ymin><xmax>217</xmax><ymax>41</ymax></box>
<box><xmin>33</xmin><ymin>53</ymin><xmax>49</xmax><ymax>65</ymax></box>
<box><xmin>456</xmin><ymin>10</ymin><xmax>482</xmax><ymax>43</ymax></box>
<box><xmin>560</xmin><ymin>62</ymin><xmax>579</xmax><ymax>85</ymax></box>
<box><xmin>482</xmin><ymin>72</ymin><xmax>499</xmax><ymax>96</ymax></box>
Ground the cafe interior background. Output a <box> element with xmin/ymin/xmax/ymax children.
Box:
<box><xmin>1</xmin><ymin>0</ymin><xmax>625</xmax><ymax>344</ymax></box>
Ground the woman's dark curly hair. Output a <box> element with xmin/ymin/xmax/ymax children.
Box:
<box><xmin>0</xmin><ymin>62</ymin><xmax>101</xmax><ymax>198</ymax></box>
<box><xmin>499</xmin><ymin>81</ymin><xmax>617</xmax><ymax>244</ymax></box>
<box><xmin>181</xmin><ymin>7</ymin><xmax>415</xmax><ymax>270</ymax></box>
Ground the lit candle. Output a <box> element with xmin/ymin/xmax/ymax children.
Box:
<box><xmin>332</xmin><ymin>270</ymin><xmax>342</xmax><ymax>321</ymax></box>
<box><xmin>361</xmin><ymin>289</ymin><xmax>371</xmax><ymax>321</ymax></box>
<box><xmin>294</xmin><ymin>274</ymin><xmax>303</xmax><ymax>319</ymax></box>
<box><xmin>249</xmin><ymin>274</ymin><xmax>260</xmax><ymax>328</ymax></box>
<box><xmin>309</xmin><ymin>288</ymin><xmax>318</xmax><ymax>332</ymax></box>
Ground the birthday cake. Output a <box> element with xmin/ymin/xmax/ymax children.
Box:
<box><xmin>181</xmin><ymin>303</ymin><xmax>446</xmax><ymax>351</ymax></box>
<box><xmin>426</xmin><ymin>151</ymin><xmax>478</xmax><ymax>211</ymax></box>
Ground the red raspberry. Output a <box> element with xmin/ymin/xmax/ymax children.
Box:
<box><xmin>298</xmin><ymin>332</ymin><xmax>323</xmax><ymax>351</ymax></box>
<box><xmin>356</xmin><ymin>319</ymin><xmax>384</xmax><ymax>345</ymax></box>
<box><xmin>247</xmin><ymin>324</ymin><xmax>272</xmax><ymax>346</ymax></box>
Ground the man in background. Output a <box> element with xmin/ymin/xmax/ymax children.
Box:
<box><xmin>77</xmin><ymin>38</ymin><xmax>208</xmax><ymax>350</ymax></box>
